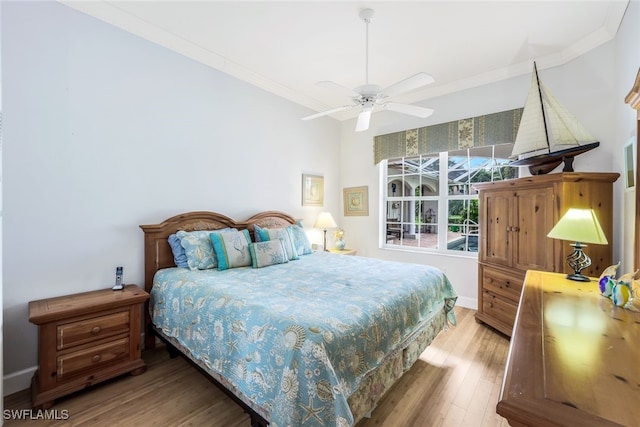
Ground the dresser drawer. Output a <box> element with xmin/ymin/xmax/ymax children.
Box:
<box><xmin>482</xmin><ymin>291</ymin><xmax>518</xmax><ymax>328</ymax></box>
<box><xmin>57</xmin><ymin>311</ymin><xmax>130</xmax><ymax>350</ymax></box>
<box><xmin>57</xmin><ymin>337</ymin><xmax>129</xmax><ymax>380</ymax></box>
<box><xmin>482</xmin><ymin>268</ymin><xmax>523</xmax><ymax>303</ymax></box>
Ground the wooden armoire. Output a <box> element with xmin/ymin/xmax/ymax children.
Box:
<box><xmin>474</xmin><ymin>172</ymin><xmax>619</xmax><ymax>336</ymax></box>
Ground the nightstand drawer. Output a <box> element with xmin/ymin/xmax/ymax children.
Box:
<box><xmin>57</xmin><ymin>311</ymin><xmax>130</xmax><ymax>350</ymax></box>
<box><xmin>57</xmin><ymin>337</ymin><xmax>129</xmax><ymax>380</ymax></box>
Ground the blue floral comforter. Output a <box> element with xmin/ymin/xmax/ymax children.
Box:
<box><xmin>150</xmin><ymin>251</ymin><xmax>457</xmax><ymax>426</ymax></box>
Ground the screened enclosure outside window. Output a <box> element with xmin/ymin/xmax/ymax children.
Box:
<box><xmin>382</xmin><ymin>144</ymin><xmax>517</xmax><ymax>254</ymax></box>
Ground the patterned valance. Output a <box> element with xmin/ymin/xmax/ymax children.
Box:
<box><xmin>373</xmin><ymin>108</ymin><xmax>523</xmax><ymax>164</ymax></box>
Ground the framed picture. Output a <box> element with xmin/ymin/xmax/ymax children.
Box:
<box><xmin>343</xmin><ymin>186</ymin><xmax>369</xmax><ymax>216</ymax></box>
<box><xmin>624</xmin><ymin>138</ymin><xmax>636</xmax><ymax>189</ymax></box>
<box><xmin>302</xmin><ymin>174</ymin><xmax>324</xmax><ymax>206</ymax></box>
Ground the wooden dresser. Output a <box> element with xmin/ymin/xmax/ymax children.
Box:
<box><xmin>474</xmin><ymin>172</ymin><xmax>618</xmax><ymax>336</ymax></box>
<box><xmin>29</xmin><ymin>285</ymin><xmax>149</xmax><ymax>409</ymax></box>
<box><xmin>497</xmin><ymin>270</ymin><xmax>640</xmax><ymax>426</ymax></box>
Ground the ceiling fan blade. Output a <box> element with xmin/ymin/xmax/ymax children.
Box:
<box><xmin>381</xmin><ymin>72</ymin><xmax>435</xmax><ymax>99</ymax></box>
<box><xmin>316</xmin><ymin>81</ymin><xmax>361</xmax><ymax>98</ymax></box>
<box><xmin>355</xmin><ymin>107</ymin><xmax>373</xmax><ymax>132</ymax></box>
<box><xmin>302</xmin><ymin>104</ymin><xmax>356</xmax><ymax>121</ymax></box>
<box><xmin>382</xmin><ymin>102</ymin><xmax>434</xmax><ymax>118</ymax></box>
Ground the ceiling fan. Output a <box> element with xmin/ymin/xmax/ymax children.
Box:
<box><xmin>302</xmin><ymin>8</ymin><xmax>435</xmax><ymax>132</ymax></box>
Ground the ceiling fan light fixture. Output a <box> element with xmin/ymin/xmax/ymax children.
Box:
<box><xmin>356</xmin><ymin>109</ymin><xmax>372</xmax><ymax>132</ymax></box>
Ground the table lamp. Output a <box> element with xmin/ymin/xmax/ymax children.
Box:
<box><xmin>547</xmin><ymin>208</ymin><xmax>608</xmax><ymax>282</ymax></box>
<box><xmin>314</xmin><ymin>212</ymin><xmax>337</xmax><ymax>251</ymax></box>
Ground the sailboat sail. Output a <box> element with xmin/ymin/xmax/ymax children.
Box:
<box><xmin>510</xmin><ymin>64</ymin><xmax>599</xmax><ymax>173</ymax></box>
<box><xmin>541</xmin><ymin>79</ymin><xmax>597</xmax><ymax>147</ymax></box>
<box><xmin>511</xmin><ymin>70</ymin><xmax>548</xmax><ymax>157</ymax></box>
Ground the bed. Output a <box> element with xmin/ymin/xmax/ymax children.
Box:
<box><xmin>140</xmin><ymin>211</ymin><xmax>457</xmax><ymax>427</ymax></box>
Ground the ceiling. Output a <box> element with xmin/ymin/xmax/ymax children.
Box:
<box><xmin>60</xmin><ymin>1</ymin><xmax>629</xmax><ymax>123</ymax></box>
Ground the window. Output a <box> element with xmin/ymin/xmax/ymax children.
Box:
<box><xmin>382</xmin><ymin>144</ymin><xmax>517</xmax><ymax>254</ymax></box>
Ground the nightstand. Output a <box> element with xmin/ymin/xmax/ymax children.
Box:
<box><xmin>29</xmin><ymin>285</ymin><xmax>149</xmax><ymax>409</ymax></box>
<box><xmin>328</xmin><ymin>248</ymin><xmax>357</xmax><ymax>256</ymax></box>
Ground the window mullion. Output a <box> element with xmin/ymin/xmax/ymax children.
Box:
<box><xmin>437</xmin><ymin>151</ymin><xmax>448</xmax><ymax>251</ymax></box>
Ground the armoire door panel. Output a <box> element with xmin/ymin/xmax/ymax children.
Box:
<box><xmin>480</xmin><ymin>190</ymin><xmax>512</xmax><ymax>267</ymax></box>
<box><xmin>514</xmin><ymin>187</ymin><xmax>555</xmax><ymax>272</ymax></box>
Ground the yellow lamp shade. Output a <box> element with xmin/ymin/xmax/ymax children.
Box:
<box><xmin>547</xmin><ymin>208</ymin><xmax>607</xmax><ymax>245</ymax></box>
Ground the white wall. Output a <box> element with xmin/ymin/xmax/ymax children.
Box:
<box><xmin>1</xmin><ymin>1</ymin><xmax>340</xmax><ymax>394</ymax></box>
<box><xmin>339</xmin><ymin>1</ymin><xmax>640</xmax><ymax>309</ymax></box>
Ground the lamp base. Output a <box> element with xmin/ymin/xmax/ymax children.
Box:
<box><xmin>565</xmin><ymin>273</ymin><xmax>591</xmax><ymax>282</ymax></box>
<box><xmin>564</xmin><ymin>242</ymin><xmax>592</xmax><ymax>283</ymax></box>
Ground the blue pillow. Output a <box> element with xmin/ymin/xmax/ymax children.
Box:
<box><xmin>210</xmin><ymin>229</ymin><xmax>253</xmax><ymax>270</ymax></box>
<box><xmin>256</xmin><ymin>227</ymin><xmax>299</xmax><ymax>261</ymax></box>
<box><xmin>175</xmin><ymin>228</ymin><xmax>233</xmax><ymax>270</ymax></box>
<box><xmin>249</xmin><ymin>240</ymin><xmax>288</xmax><ymax>268</ymax></box>
<box><xmin>287</xmin><ymin>224</ymin><xmax>313</xmax><ymax>255</ymax></box>
<box><xmin>254</xmin><ymin>224</ymin><xmax>263</xmax><ymax>242</ymax></box>
<box><xmin>168</xmin><ymin>234</ymin><xmax>189</xmax><ymax>268</ymax></box>
<box><xmin>176</xmin><ymin>230</ymin><xmax>218</xmax><ymax>270</ymax></box>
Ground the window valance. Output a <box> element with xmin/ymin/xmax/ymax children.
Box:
<box><xmin>373</xmin><ymin>108</ymin><xmax>523</xmax><ymax>164</ymax></box>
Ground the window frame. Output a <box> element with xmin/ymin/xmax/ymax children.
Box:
<box><xmin>380</xmin><ymin>145</ymin><xmax>516</xmax><ymax>256</ymax></box>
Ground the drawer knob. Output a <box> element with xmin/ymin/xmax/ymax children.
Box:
<box><xmin>91</xmin><ymin>326</ymin><xmax>101</xmax><ymax>334</ymax></box>
<box><xmin>92</xmin><ymin>354</ymin><xmax>101</xmax><ymax>363</ymax></box>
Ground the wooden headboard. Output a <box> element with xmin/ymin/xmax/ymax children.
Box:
<box><xmin>139</xmin><ymin>210</ymin><xmax>297</xmax><ymax>349</ymax></box>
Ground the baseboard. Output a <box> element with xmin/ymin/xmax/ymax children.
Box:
<box><xmin>455</xmin><ymin>296</ymin><xmax>477</xmax><ymax>310</ymax></box>
<box><xmin>3</xmin><ymin>366</ymin><xmax>36</xmax><ymax>396</ymax></box>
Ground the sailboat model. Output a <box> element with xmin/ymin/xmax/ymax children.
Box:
<box><xmin>510</xmin><ymin>63</ymin><xmax>599</xmax><ymax>175</ymax></box>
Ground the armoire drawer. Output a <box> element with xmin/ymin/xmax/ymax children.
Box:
<box><xmin>482</xmin><ymin>291</ymin><xmax>518</xmax><ymax>329</ymax></box>
<box><xmin>482</xmin><ymin>268</ymin><xmax>523</xmax><ymax>303</ymax></box>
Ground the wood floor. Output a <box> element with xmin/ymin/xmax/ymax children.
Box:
<box><xmin>4</xmin><ymin>307</ymin><xmax>512</xmax><ymax>427</ymax></box>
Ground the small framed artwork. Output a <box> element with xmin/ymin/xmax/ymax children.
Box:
<box><xmin>343</xmin><ymin>186</ymin><xmax>369</xmax><ymax>216</ymax></box>
<box><xmin>302</xmin><ymin>174</ymin><xmax>324</xmax><ymax>206</ymax></box>
<box><xmin>624</xmin><ymin>138</ymin><xmax>636</xmax><ymax>189</ymax></box>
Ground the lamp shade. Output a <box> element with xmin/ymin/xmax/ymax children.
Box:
<box><xmin>547</xmin><ymin>208</ymin><xmax>608</xmax><ymax>245</ymax></box>
<box><xmin>314</xmin><ymin>212</ymin><xmax>337</xmax><ymax>229</ymax></box>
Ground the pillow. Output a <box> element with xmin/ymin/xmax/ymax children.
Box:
<box><xmin>256</xmin><ymin>226</ymin><xmax>299</xmax><ymax>261</ymax></box>
<box><xmin>249</xmin><ymin>240</ymin><xmax>289</xmax><ymax>268</ymax></box>
<box><xmin>210</xmin><ymin>229</ymin><xmax>253</xmax><ymax>270</ymax></box>
<box><xmin>253</xmin><ymin>224</ymin><xmax>263</xmax><ymax>242</ymax></box>
<box><xmin>287</xmin><ymin>223</ymin><xmax>313</xmax><ymax>255</ymax></box>
<box><xmin>168</xmin><ymin>233</ymin><xmax>189</xmax><ymax>268</ymax></box>
<box><xmin>176</xmin><ymin>230</ymin><xmax>219</xmax><ymax>270</ymax></box>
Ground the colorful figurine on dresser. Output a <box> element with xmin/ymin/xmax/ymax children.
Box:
<box><xmin>598</xmin><ymin>262</ymin><xmax>639</xmax><ymax>310</ymax></box>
